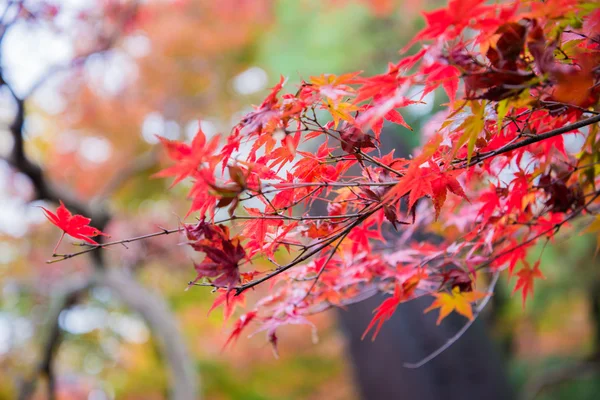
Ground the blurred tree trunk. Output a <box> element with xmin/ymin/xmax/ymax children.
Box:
<box><xmin>336</xmin><ymin>128</ymin><xmax>513</xmax><ymax>400</ymax></box>
<box><xmin>337</xmin><ymin>296</ymin><xmax>512</xmax><ymax>400</ymax></box>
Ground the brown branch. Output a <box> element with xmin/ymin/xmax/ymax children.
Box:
<box><xmin>18</xmin><ymin>270</ymin><xmax>199</xmax><ymax>400</ymax></box>
<box><xmin>18</xmin><ymin>276</ymin><xmax>94</xmax><ymax>400</ymax></box>
<box><xmin>46</xmin><ymin>226</ymin><xmax>183</xmax><ymax>263</ymax></box>
<box><xmin>298</xmin><ymin>224</ymin><xmax>354</xmax><ymax>304</ymax></box>
<box><xmin>45</xmin><ymin>209</ymin><xmax>370</xmax><ymax>263</ymax></box>
<box><xmin>461</xmin><ymin>114</ymin><xmax>600</xmax><ymax>168</ymax></box>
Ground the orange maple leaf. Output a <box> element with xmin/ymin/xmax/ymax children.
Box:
<box><xmin>424</xmin><ymin>287</ymin><xmax>488</xmax><ymax>325</ymax></box>
<box><xmin>429</xmin><ymin>162</ymin><xmax>468</xmax><ymax>220</ymax></box>
<box><xmin>384</xmin><ymin>163</ymin><xmax>434</xmax><ymax>210</ymax></box>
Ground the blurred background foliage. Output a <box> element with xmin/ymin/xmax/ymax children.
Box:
<box><xmin>1</xmin><ymin>0</ymin><xmax>599</xmax><ymax>399</ymax></box>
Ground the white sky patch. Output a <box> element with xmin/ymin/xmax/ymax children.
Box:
<box><xmin>184</xmin><ymin>119</ymin><xmax>219</xmax><ymax>141</ymax></box>
<box><xmin>123</xmin><ymin>32</ymin><xmax>152</xmax><ymax>58</ymax></box>
<box><xmin>165</xmin><ymin>120</ymin><xmax>180</xmax><ymax>139</ymax></box>
<box><xmin>23</xmin><ymin>114</ymin><xmax>46</xmax><ymax>139</ymax></box>
<box><xmin>78</xmin><ymin>136</ymin><xmax>113</xmax><ymax>164</ymax></box>
<box><xmin>232</xmin><ymin>67</ymin><xmax>268</xmax><ymax>95</ymax></box>
<box><xmin>141</xmin><ymin>112</ymin><xmax>164</xmax><ymax>144</ymax></box>
<box><xmin>88</xmin><ymin>389</ymin><xmax>110</xmax><ymax>400</ymax></box>
<box><xmin>405</xmin><ymin>85</ymin><xmax>435</xmax><ymax>117</ymax></box>
<box><xmin>0</xmin><ymin>163</ymin><xmax>40</xmax><ymax>237</ymax></box>
<box><xmin>59</xmin><ymin>305</ymin><xmax>108</xmax><ymax>335</ymax></box>
<box><xmin>32</xmin><ymin>73</ymin><xmax>69</xmax><ymax>114</ymax></box>
<box><xmin>201</xmin><ymin>119</ymin><xmax>219</xmax><ymax>137</ymax></box>
<box><xmin>85</xmin><ymin>50</ymin><xmax>138</xmax><ymax>97</ymax></box>
<box><xmin>142</xmin><ymin>112</ymin><xmax>183</xmax><ymax>144</ymax></box>
<box><xmin>564</xmin><ymin>131</ymin><xmax>586</xmax><ymax>154</ymax></box>
<box><xmin>0</xmin><ymin>313</ymin><xmax>33</xmax><ymax>354</ymax></box>
<box><xmin>2</xmin><ymin>21</ymin><xmax>73</xmax><ymax>96</ymax></box>
<box><xmin>184</xmin><ymin>120</ymin><xmax>200</xmax><ymax>141</ymax></box>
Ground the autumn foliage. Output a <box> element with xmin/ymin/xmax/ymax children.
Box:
<box><xmin>44</xmin><ymin>0</ymin><xmax>600</xmax><ymax>356</ymax></box>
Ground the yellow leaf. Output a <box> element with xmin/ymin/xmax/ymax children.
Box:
<box><xmin>325</xmin><ymin>99</ymin><xmax>359</xmax><ymax>129</ymax></box>
<box><xmin>310</xmin><ymin>71</ymin><xmax>361</xmax><ymax>87</ymax></box>
<box><xmin>424</xmin><ymin>287</ymin><xmax>488</xmax><ymax>325</ymax></box>
<box><xmin>453</xmin><ymin>100</ymin><xmax>486</xmax><ymax>163</ymax></box>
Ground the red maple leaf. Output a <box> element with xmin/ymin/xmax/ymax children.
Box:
<box><xmin>41</xmin><ymin>200</ymin><xmax>109</xmax><ymax>254</ymax></box>
<box><xmin>429</xmin><ymin>163</ymin><xmax>468</xmax><ymax>220</ymax></box>
<box><xmin>513</xmin><ymin>260</ymin><xmax>544</xmax><ymax>307</ymax></box>
<box><xmin>189</xmin><ymin>224</ymin><xmax>246</xmax><ymax>289</ymax></box>
<box><xmin>354</xmin><ymin>63</ymin><xmax>405</xmax><ymax>103</ymax></box>
<box><xmin>223</xmin><ymin>311</ymin><xmax>258</xmax><ymax>349</ymax></box>
<box><xmin>410</xmin><ymin>0</ymin><xmax>496</xmax><ymax>45</ymax></box>
<box><xmin>362</xmin><ymin>283</ymin><xmax>402</xmax><ymax>341</ymax></box>
<box><xmin>208</xmin><ymin>290</ymin><xmax>246</xmax><ymax>322</ymax></box>
<box><xmin>153</xmin><ymin>127</ymin><xmax>220</xmax><ymax>187</ymax></box>
<box><xmin>361</xmin><ymin>270</ymin><xmax>427</xmax><ymax>341</ymax></box>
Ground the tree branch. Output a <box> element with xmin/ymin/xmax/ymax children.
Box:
<box><xmin>18</xmin><ymin>275</ymin><xmax>95</xmax><ymax>400</ymax></box>
<box><xmin>462</xmin><ymin>114</ymin><xmax>600</xmax><ymax>168</ymax></box>
<box><xmin>18</xmin><ymin>269</ymin><xmax>199</xmax><ymax>400</ymax></box>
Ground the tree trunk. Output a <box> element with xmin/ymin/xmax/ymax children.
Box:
<box><xmin>337</xmin><ymin>296</ymin><xmax>513</xmax><ymax>400</ymax></box>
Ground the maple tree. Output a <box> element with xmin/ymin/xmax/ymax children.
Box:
<box><xmin>29</xmin><ymin>0</ymin><xmax>600</xmax><ymax>369</ymax></box>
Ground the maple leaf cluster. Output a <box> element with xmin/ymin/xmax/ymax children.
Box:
<box><xmin>44</xmin><ymin>0</ymin><xmax>600</xmax><ymax>352</ymax></box>
<box><xmin>150</xmin><ymin>0</ymin><xmax>600</xmax><ymax>348</ymax></box>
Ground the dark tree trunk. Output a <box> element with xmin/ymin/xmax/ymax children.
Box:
<box><xmin>337</xmin><ymin>296</ymin><xmax>513</xmax><ymax>400</ymax></box>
